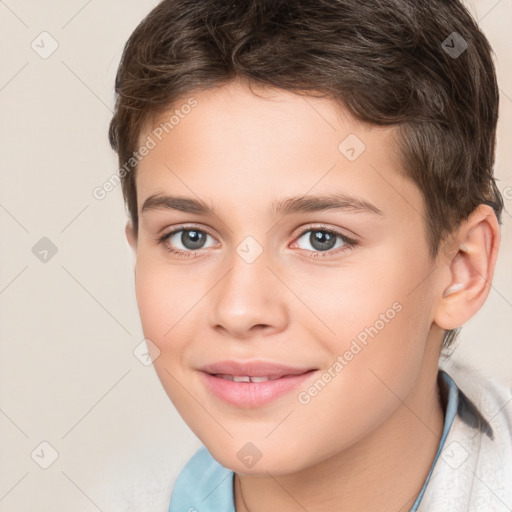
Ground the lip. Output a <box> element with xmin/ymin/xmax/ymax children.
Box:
<box><xmin>199</xmin><ymin>360</ymin><xmax>317</xmax><ymax>408</ymax></box>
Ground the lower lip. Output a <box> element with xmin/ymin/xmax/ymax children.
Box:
<box><xmin>200</xmin><ymin>370</ymin><xmax>317</xmax><ymax>408</ymax></box>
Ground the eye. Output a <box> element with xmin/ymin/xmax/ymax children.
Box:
<box><xmin>292</xmin><ymin>226</ymin><xmax>358</xmax><ymax>258</ymax></box>
<box><xmin>157</xmin><ymin>226</ymin><xmax>217</xmax><ymax>257</ymax></box>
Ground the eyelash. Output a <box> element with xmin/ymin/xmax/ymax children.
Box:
<box><xmin>156</xmin><ymin>224</ymin><xmax>358</xmax><ymax>259</ymax></box>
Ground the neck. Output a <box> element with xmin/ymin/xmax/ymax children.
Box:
<box><xmin>234</xmin><ymin>358</ymin><xmax>444</xmax><ymax>512</ymax></box>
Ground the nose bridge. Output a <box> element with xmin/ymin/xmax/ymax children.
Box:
<box><xmin>221</xmin><ymin>238</ymin><xmax>273</xmax><ymax>310</ymax></box>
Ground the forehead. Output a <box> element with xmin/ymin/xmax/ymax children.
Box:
<box><xmin>142</xmin><ymin>81</ymin><xmax>386</xmax><ymax>151</ymax></box>
<box><xmin>135</xmin><ymin>81</ymin><xmax>422</xmax><ymax>223</ymax></box>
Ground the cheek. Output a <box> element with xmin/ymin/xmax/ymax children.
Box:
<box><xmin>299</xmin><ymin>246</ymin><xmax>430</xmax><ymax>349</ymax></box>
<box><xmin>134</xmin><ymin>269</ymin><xmax>170</xmax><ymax>340</ymax></box>
<box><xmin>134</xmin><ymin>256</ymin><xmax>199</xmax><ymax>353</ymax></box>
<box><xmin>133</xmin><ymin>259</ymin><xmax>203</xmax><ymax>414</ymax></box>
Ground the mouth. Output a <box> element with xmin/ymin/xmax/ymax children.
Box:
<box><xmin>198</xmin><ymin>361</ymin><xmax>317</xmax><ymax>408</ymax></box>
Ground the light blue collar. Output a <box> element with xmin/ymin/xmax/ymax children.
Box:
<box><xmin>409</xmin><ymin>369</ymin><xmax>459</xmax><ymax>510</ymax></box>
<box><xmin>169</xmin><ymin>446</ymin><xmax>235</xmax><ymax>511</ymax></box>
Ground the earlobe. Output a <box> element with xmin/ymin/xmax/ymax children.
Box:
<box><xmin>434</xmin><ymin>205</ymin><xmax>500</xmax><ymax>330</ymax></box>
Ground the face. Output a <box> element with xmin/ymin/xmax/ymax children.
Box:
<box><xmin>129</xmin><ymin>81</ymin><xmax>445</xmax><ymax>475</ymax></box>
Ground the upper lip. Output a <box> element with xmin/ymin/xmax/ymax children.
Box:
<box><xmin>199</xmin><ymin>360</ymin><xmax>316</xmax><ymax>378</ymax></box>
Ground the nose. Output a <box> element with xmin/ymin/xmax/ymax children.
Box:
<box><xmin>208</xmin><ymin>249</ymin><xmax>288</xmax><ymax>339</ymax></box>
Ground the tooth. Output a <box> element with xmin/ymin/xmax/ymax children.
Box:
<box><xmin>232</xmin><ymin>375</ymin><xmax>251</xmax><ymax>383</ymax></box>
<box><xmin>215</xmin><ymin>374</ymin><xmax>281</xmax><ymax>383</ymax></box>
<box><xmin>249</xmin><ymin>376</ymin><xmax>270</xmax><ymax>383</ymax></box>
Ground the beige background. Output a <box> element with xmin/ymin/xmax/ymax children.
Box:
<box><xmin>0</xmin><ymin>1</ymin><xmax>510</xmax><ymax>510</ymax></box>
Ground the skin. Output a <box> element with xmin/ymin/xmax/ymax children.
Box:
<box><xmin>126</xmin><ymin>79</ymin><xmax>500</xmax><ymax>511</ymax></box>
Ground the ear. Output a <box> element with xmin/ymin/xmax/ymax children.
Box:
<box><xmin>434</xmin><ymin>204</ymin><xmax>500</xmax><ymax>330</ymax></box>
<box><xmin>125</xmin><ymin>221</ymin><xmax>137</xmax><ymax>253</ymax></box>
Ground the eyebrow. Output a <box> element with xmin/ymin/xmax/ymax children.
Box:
<box><xmin>141</xmin><ymin>193</ymin><xmax>383</xmax><ymax>217</ymax></box>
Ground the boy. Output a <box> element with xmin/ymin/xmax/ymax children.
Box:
<box><xmin>108</xmin><ymin>0</ymin><xmax>512</xmax><ymax>510</ymax></box>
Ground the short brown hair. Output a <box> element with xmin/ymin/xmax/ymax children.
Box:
<box><xmin>108</xmin><ymin>0</ymin><xmax>503</xmax><ymax>348</ymax></box>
